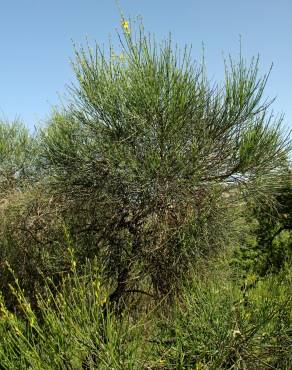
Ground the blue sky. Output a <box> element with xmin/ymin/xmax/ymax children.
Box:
<box><xmin>0</xmin><ymin>0</ymin><xmax>291</xmax><ymax>131</ymax></box>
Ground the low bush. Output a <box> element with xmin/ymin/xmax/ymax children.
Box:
<box><xmin>0</xmin><ymin>259</ymin><xmax>291</xmax><ymax>369</ymax></box>
<box><xmin>153</xmin><ymin>262</ymin><xmax>292</xmax><ymax>369</ymax></box>
<box><xmin>0</xmin><ymin>260</ymin><xmax>151</xmax><ymax>370</ymax></box>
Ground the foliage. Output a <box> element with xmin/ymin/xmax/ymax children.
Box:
<box><xmin>0</xmin><ymin>188</ymin><xmax>72</xmax><ymax>308</ymax></box>
<box><xmin>153</xmin><ymin>262</ymin><xmax>292</xmax><ymax>369</ymax></box>
<box><xmin>253</xmin><ymin>170</ymin><xmax>292</xmax><ymax>274</ymax></box>
<box><xmin>0</xmin><ymin>260</ymin><xmax>149</xmax><ymax>370</ymax></box>
<box><xmin>232</xmin><ymin>169</ymin><xmax>292</xmax><ymax>276</ymax></box>
<box><xmin>0</xmin><ymin>18</ymin><xmax>291</xmax><ymax>369</ymax></box>
<box><xmin>0</xmin><ymin>120</ymin><xmax>39</xmax><ymax>196</ymax></box>
<box><xmin>39</xmin><ymin>20</ymin><xmax>290</xmax><ymax>302</ymax></box>
<box><xmin>0</xmin><ymin>259</ymin><xmax>291</xmax><ymax>369</ymax></box>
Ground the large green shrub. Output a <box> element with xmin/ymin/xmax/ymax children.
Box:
<box><xmin>40</xmin><ymin>20</ymin><xmax>290</xmax><ymax>302</ymax></box>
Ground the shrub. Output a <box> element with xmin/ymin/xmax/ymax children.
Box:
<box><xmin>0</xmin><ymin>188</ymin><xmax>69</xmax><ymax>308</ymax></box>
<box><xmin>231</xmin><ymin>169</ymin><xmax>292</xmax><ymax>277</ymax></box>
<box><xmin>153</xmin><ymin>262</ymin><xmax>292</xmax><ymax>369</ymax></box>
<box><xmin>39</xmin><ymin>19</ymin><xmax>290</xmax><ymax>303</ymax></box>
<box><xmin>0</xmin><ymin>120</ymin><xmax>39</xmax><ymax>196</ymax></box>
<box><xmin>1</xmin><ymin>258</ymin><xmax>290</xmax><ymax>369</ymax></box>
<box><xmin>0</xmin><ymin>260</ymin><xmax>149</xmax><ymax>369</ymax></box>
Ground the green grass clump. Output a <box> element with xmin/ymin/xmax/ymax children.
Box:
<box><xmin>0</xmin><ymin>260</ymin><xmax>291</xmax><ymax>369</ymax></box>
<box><xmin>152</xmin><ymin>263</ymin><xmax>292</xmax><ymax>369</ymax></box>
<box><xmin>0</xmin><ymin>261</ymin><xmax>151</xmax><ymax>370</ymax></box>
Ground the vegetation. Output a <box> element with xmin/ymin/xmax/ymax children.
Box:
<box><xmin>0</xmin><ymin>259</ymin><xmax>291</xmax><ymax>369</ymax></box>
<box><xmin>0</xmin><ymin>18</ymin><xmax>291</xmax><ymax>369</ymax></box>
<box><xmin>232</xmin><ymin>168</ymin><xmax>292</xmax><ymax>277</ymax></box>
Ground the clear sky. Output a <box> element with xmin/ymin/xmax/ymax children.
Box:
<box><xmin>0</xmin><ymin>0</ymin><xmax>291</xmax><ymax>131</ymax></box>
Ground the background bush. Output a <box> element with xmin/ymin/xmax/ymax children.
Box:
<box><xmin>231</xmin><ymin>170</ymin><xmax>292</xmax><ymax>277</ymax></box>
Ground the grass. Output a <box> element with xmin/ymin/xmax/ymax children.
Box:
<box><xmin>0</xmin><ymin>258</ymin><xmax>291</xmax><ymax>369</ymax></box>
<box><xmin>153</xmin><ymin>262</ymin><xmax>292</xmax><ymax>369</ymax></box>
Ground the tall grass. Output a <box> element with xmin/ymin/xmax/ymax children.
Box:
<box><xmin>154</xmin><ymin>262</ymin><xmax>292</xmax><ymax>369</ymax></box>
<box><xmin>0</xmin><ymin>258</ymin><xmax>291</xmax><ymax>369</ymax></box>
<box><xmin>0</xmin><ymin>260</ymin><xmax>152</xmax><ymax>369</ymax></box>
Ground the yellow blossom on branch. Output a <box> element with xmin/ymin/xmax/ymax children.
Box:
<box><xmin>119</xmin><ymin>53</ymin><xmax>125</xmax><ymax>62</ymax></box>
<box><xmin>121</xmin><ymin>20</ymin><xmax>130</xmax><ymax>33</ymax></box>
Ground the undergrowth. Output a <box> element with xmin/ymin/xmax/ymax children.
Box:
<box><xmin>0</xmin><ymin>259</ymin><xmax>291</xmax><ymax>369</ymax></box>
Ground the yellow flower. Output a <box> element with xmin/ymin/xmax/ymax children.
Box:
<box><xmin>29</xmin><ymin>317</ymin><xmax>35</xmax><ymax>327</ymax></box>
<box><xmin>71</xmin><ymin>260</ymin><xmax>76</xmax><ymax>271</ymax></box>
<box><xmin>121</xmin><ymin>20</ymin><xmax>130</xmax><ymax>33</ymax></box>
<box><xmin>119</xmin><ymin>53</ymin><xmax>125</xmax><ymax>62</ymax></box>
<box><xmin>245</xmin><ymin>312</ymin><xmax>251</xmax><ymax>320</ymax></box>
<box><xmin>232</xmin><ymin>329</ymin><xmax>241</xmax><ymax>338</ymax></box>
<box><xmin>246</xmin><ymin>273</ymin><xmax>257</xmax><ymax>285</ymax></box>
<box><xmin>14</xmin><ymin>325</ymin><xmax>22</xmax><ymax>336</ymax></box>
<box><xmin>195</xmin><ymin>362</ymin><xmax>203</xmax><ymax>370</ymax></box>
